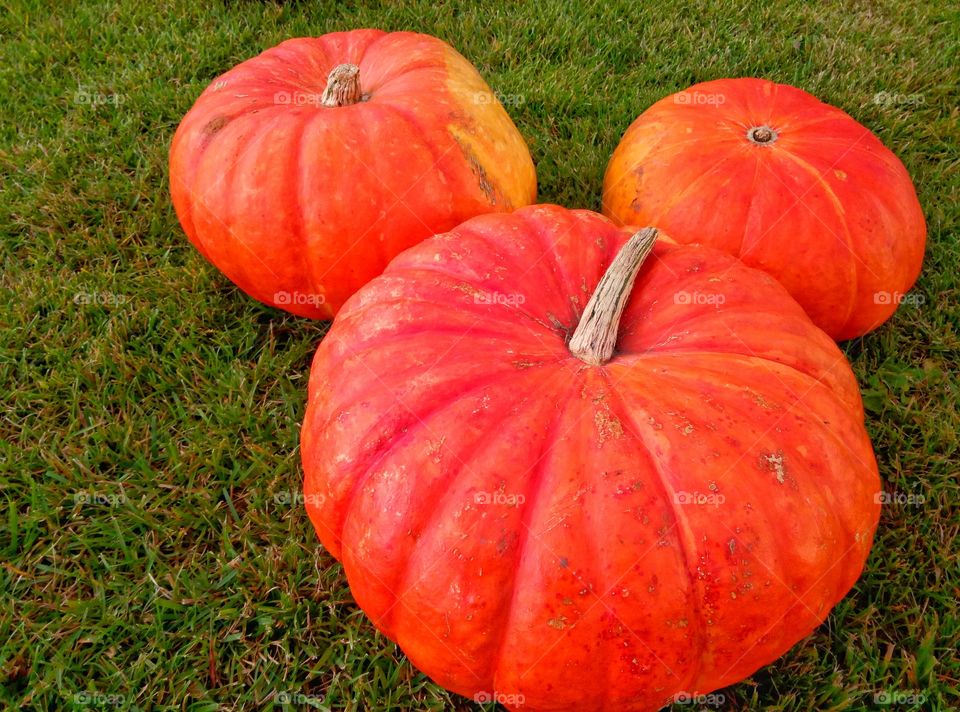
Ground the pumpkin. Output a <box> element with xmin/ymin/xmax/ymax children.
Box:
<box><xmin>301</xmin><ymin>204</ymin><xmax>880</xmax><ymax>711</ymax></box>
<box><xmin>602</xmin><ymin>78</ymin><xmax>926</xmax><ymax>340</ymax></box>
<box><xmin>169</xmin><ymin>29</ymin><xmax>536</xmax><ymax>318</ymax></box>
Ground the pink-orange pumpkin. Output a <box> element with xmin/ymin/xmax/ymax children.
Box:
<box><xmin>603</xmin><ymin>78</ymin><xmax>926</xmax><ymax>340</ymax></box>
<box><xmin>302</xmin><ymin>204</ymin><xmax>881</xmax><ymax>710</ymax></box>
<box><xmin>170</xmin><ymin>29</ymin><xmax>536</xmax><ymax>318</ymax></box>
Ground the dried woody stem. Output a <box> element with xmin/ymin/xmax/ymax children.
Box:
<box><xmin>321</xmin><ymin>64</ymin><xmax>363</xmax><ymax>107</ymax></box>
<box><xmin>568</xmin><ymin>227</ymin><xmax>659</xmax><ymax>366</ymax></box>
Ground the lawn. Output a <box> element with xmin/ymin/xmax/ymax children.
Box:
<box><xmin>1</xmin><ymin>0</ymin><xmax>957</xmax><ymax>710</ymax></box>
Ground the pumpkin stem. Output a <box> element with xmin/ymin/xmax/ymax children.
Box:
<box><xmin>568</xmin><ymin>228</ymin><xmax>659</xmax><ymax>366</ymax></box>
<box><xmin>747</xmin><ymin>125</ymin><xmax>778</xmax><ymax>144</ymax></box>
<box><xmin>321</xmin><ymin>64</ymin><xmax>363</xmax><ymax>107</ymax></box>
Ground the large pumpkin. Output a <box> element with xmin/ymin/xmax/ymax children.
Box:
<box><xmin>602</xmin><ymin>78</ymin><xmax>926</xmax><ymax>340</ymax></box>
<box><xmin>169</xmin><ymin>29</ymin><xmax>536</xmax><ymax>318</ymax></box>
<box><xmin>301</xmin><ymin>205</ymin><xmax>880</xmax><ymax>710</ymax></box>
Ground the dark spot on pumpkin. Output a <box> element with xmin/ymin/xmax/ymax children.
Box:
<box><xmin>630</xmin><ymin>197</ymin><xmax>642</xmax><ymax>212</ymax></box>
<box><xmin>632</xmin><ymin>165</ymin><xmax>644</xmax><ymax>179</ymax></box>
<box><xmin>761</xmin><ymin>450</ymin><xmax>787</xmax><ymax>484</ymax></box>
<box><xmin>513</xmin><ymin>360</ymin><xmax>540</xmax><ymax>369</ymax></box>
<box><xmin>559</xmin><ymin>556</ymin><xmax>569</xmax><ymax>568</ymax></box>
<box><xmin>203</xmin><ymin>115</ymin><xmax>229</xmax><ymax>136</ymax></box>
<box><xmin>547</xmin><ymin>616</ymin><xmax>568</xmax><ymax>630</ymax></box>
<box><xmin>454</xmin><ymin>136</ymin><xmax>511</xmax><ymax>209</ymax></box>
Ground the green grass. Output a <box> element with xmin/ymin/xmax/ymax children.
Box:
<box><xmin>1</xmin><ymin>0</ymin><xmax>957</xmax><ymax>709</ymax></box>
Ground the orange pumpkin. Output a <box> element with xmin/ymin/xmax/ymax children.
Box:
<box><xmin>170</xmin><ymin>29</ymin><xmax>536</xmax><ymax>318</ymax></box>
<box><xmin>301</xmin><ymin>204</ymin><xmax>880</xmax><ymax>711</ymax></box>
<box><xmin>603</xmin><ymin>78</ymin><xmax>926</xmax><ymax>340</ymax></box>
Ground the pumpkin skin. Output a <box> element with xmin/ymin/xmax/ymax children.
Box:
<box><xmin>602</xmin><ymin>78</ymin><xmax>926</xmax><ymax>340</ymax></box>
<box><xmin>169</xmin><ymin>29</ymin><xmax>536</xmax><ymax>318</ymax></box>
<box><xmin>301</xmin><ymin>205</ymin><xmax>880</xmax><ymax>711</ymax></box>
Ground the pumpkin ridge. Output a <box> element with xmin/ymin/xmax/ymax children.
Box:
<box><xmin>759</xmin><ymin>79</ymin><xmax>782</xmax><ymax>128</ymax></box>
<box><xmin>619</xmin><ymin>291</ymin><xmax>743</xmax><ymax>349</ymax></box>
<box><xmin>623</xmin><ymin>306</ymin><xmax>821</xmax><ymax>347</ymax></box>
<box><xmin>288</xmin><ymin>113</ymin><xmax>317</xmax><ymax>300</ymax></box>
<box><xmin>330</xmin><ymin>318</ymin><xmax>563</xmax><ymax>362</ymax></box>
<box><xmin>650</xmin><ymin>149</ymin><xmax>741</xmax><ymax>227</ymax></box>
<box><xmin>365</xmin><ymin>265</ymin><xmax>571</xmax><ymax>339</ymax></box>
<box><xmin>510</xmin><ymin>207</ymin><xmax>590</xmax><ymax>325</ymax></box>
<box><xmin>191</xmin><ymin>109</ymin><xmax>290</xmax><ymax>271</ymax></box>
<box><xmin>770</xmin><ymin>145</ymin><xmax>863</xmax><ymax>332</ymax></box>
<box><xmin>332</xmin><ymin>366</ymin><xmax>548</xmax><ymax>553</ymax></box>
<box><xmin>378</xmin><ymin>370</ymin><xmax>571</xmax><ymax>645</ymax></box>
<box><xmin>172</xmin><ymin>101</ymin><xmax>290</xmax><ymax>256</ymax></box>
<box><xmin>735</xmin><ymin>155</ymin><xmax>764</xmax><ymax>258</ymax></box>
<box><xmin>489</xmin><ymin>377</ymin><xmax>584</xmax><ymax>690</ymax></box>
<box><xmin>292</xmin><ymin>105</ymin><xmax>358</xmax><ymax>302</ymax></box>
<box><xmin>768</xmin><ymin>107</ymin><xmax>867</xmax><ymax>134</ymax></box>
<box><xmin>318</xmin><ymin>30</ymin><xmax>386</xmax><ymax>82</ymax></box>
<box><xmin>604</xmin><ymin>361</ymin><xmax>866</xmax><ymax>692</ymax></box>
<box><xmin>360</xmin><ymin>31</ymin><xmax>449</xmax><ymax>86</ymax></box>
<box><xmin>623</xmin><ymin>132</ymin><xmax>737</xmax><ymax>157</ymax></box>
<box><xmin>598</xmin><ymin>372</ymin><xmax>705</xmax><ymax>696</ymax></box>
<box><xmin>612</xmin><ymin>357</ymin><xmax>877</xmax><ymax>549</ymax></box>
<box><xmin>377</xmin><ymin>101</ymin><xmax>452</xmax><ymax>202</ymax></box>
<box><xmin>622</xmin><ymin>352</ymin><xmax>862</xmax><ymax>429</ymax></box>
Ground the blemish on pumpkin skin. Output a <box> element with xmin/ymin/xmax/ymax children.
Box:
<box><xmin>752</xmin><ymin>392</ymin><xmax>779</xmax><ymax>410</ymax></box>
<box><xmin>615</xmin><ymin>480</ymin><xmax>644</xmax><ymax>496</ymax></box>
<box><xmin>547</xmin><ymin>616</ymin><xmax>569</xmax><ymax>630</ymax></box>
<box><xmin>203</xmin><ymin>115</ymin><xmax>229</xmax><ymax>135</ymax></box>
<box><xmin>762</xmin><ymin>451</ymin><xmax>787</xmax><ymax>484</ymax></box>
<box><xmin>667</xmin><ymin>411</ymin><xmax>695</xmax><ymax>435</ymax></box>
<box><xmin>512</xmin><ymin>360</ymin><xmax>541</xmax><ymax>369</ymax></box>
<box><xmin>453</xmin><ymin>136</ymin><xmax>511</xmax><ymax>208</ymax></box>
<box><xmin>449</xmin><ymin>282</ymin><xmax>481</xmax><ymax>298</ymax></box>
<box><xmin>834</xmin><ymin>169</ymin><xmax>847</xmax><ymax>181</ymax></box>
<box><xmin>594</xmin><ymin>407</ymin><xmax>624</xmax><ymax>444</ymax></box>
